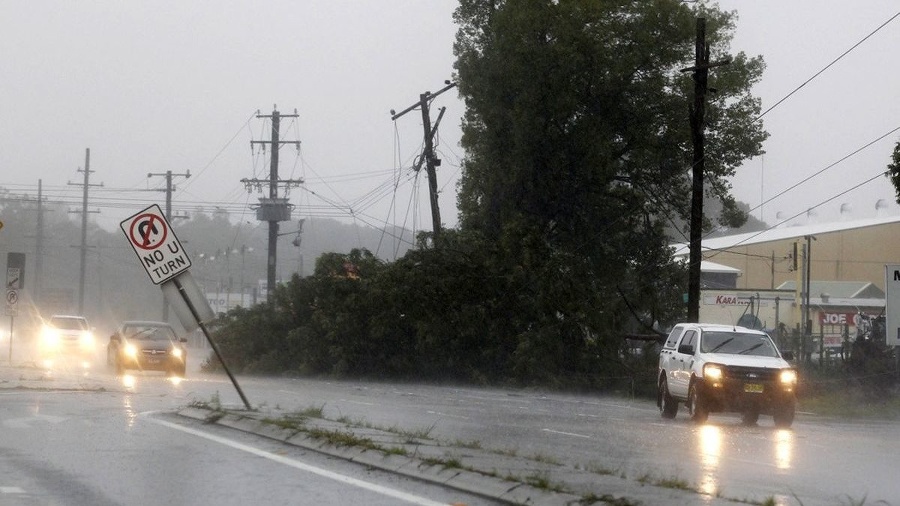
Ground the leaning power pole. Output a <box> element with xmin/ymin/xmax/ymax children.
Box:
<box><xmin>148</xmin><ymin>169</ymin><xmax>191</xmax><ymax>320</ymax></box>
<box><xmin>242</xmin><ymin>107</ymin><xmax>302</xmax><ymax>296</ymax></box>
<box><xmin>68</xmin><ymin>148</ymin><xmax>103</xmax><ymax>314</ymax></box>
<box><xmin>391</xmin><ymin>80</ymin><xmax>456</xmax><ymax>241</ymax></box>
<box><xmin>681</xmin><ymin>19</ymin><xmax>729</xmax><ymax>323</ymax></box>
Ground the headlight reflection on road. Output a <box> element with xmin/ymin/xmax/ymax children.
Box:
<box><xmin>774</xmin><ymin>429</ymin><xmax>793</xmax><ymax>470</ymax></box>
<box><xmin>121</xmin><ymin>374</ymin><xmax>136</xmax><ymax>390</ymax></box>
<box><xmin>168</xmin><ymin>375</ymin><xmax>183</xmax><ymax>386</ymax></box>
<box><xmin>123</xmin><ymin>395</ymin><xmax>137</xmax><ymax>428</ymax></box>
<box><xmin>697</xmin><ymin>424</ymin><xmax>722</xmax><ymax>497</ymax></box>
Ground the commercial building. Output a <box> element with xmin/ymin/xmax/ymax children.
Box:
<box><xmin>672</xmin><ymin>211</ymin><xmax>900</xmax><ymax>347</ymax></box>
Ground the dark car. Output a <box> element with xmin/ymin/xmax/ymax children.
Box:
<box><xmin>107</xmin><ymin>321</ymin><xmax>187</xmax><ymax>376</ymax></box>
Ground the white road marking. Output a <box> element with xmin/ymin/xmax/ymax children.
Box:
<box><xmin>339</xmin><ymin>399</ymin><xmax>376</xmax><ymax>406</ymax></box>
<box><xmin>149</xmin><ymin>418</ymin><xmax>451</xmax><ymax>506</ymax></box>
<box><xmin>3</xmin><ymin>414</ymin><xmax>67</xmax><ymax>429</ymax></box>
<box><xmin>426</xmin><ymin>410</ymin><xmax>470</xmax><ymax>420</ymax></box>
<box><xmin>0</xmin><ymin>487</ymin><xmax>25</xmax><ymax>494</ymax></box>
<box><xmin>542</xmin><ymin>428</ymin><xmax>591</xmax><ymax>439</ymax></box>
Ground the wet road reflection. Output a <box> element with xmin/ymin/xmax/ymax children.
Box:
<box><xmin>697</xmin><ymin>424</ymin><xmax>721</xmax><ymax>496</ymax></box>
<box><xmin>774</xmin><ymin>429</ymin><xmax>792</xmax><ymax>470</ymax></box>
<box><xmin>694</xmin><ymin>423</ymin><xmax>796</xmax><ymax>500</ymax></box>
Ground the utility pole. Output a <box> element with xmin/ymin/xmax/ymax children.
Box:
<box><xmin>148</xmin><ymin>169</ymin><xmax>191</xmax><ymax>321</ymax></box>
<box><xmin>34</xmin><ymin>179</ymin><xmax>46</xmax><ymax>305</ymax></box>
<box><xmin>242</xmin><ymin>107</ymin><xmax>302</xmax><ymax>297</ymax></box>
<box><xmin>68</xmin><ymin>148</ymin><xmax>103</xmax><ymax>315</ymax></box>
<box><xmin>681</xmin><ymin>19</ymin><xmax>729</xmax><ymax>323</ymax></box>
<box><xmin>391</xmin><ymin>80</ymin><xmax>456</xmax><ymax>242</ymax></box>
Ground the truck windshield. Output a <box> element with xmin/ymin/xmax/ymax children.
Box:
<box><xmin>700</xmin><ymin>331</ymin><xmax>778</xmax><ymax>357</ymax></box>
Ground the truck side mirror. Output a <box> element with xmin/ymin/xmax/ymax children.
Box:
<box><xmin>782</xmin><ymin>350</ymin><xmax>794</xmax><ymax>361</ymax></box>
<box><xmin>678</xmin><ymin>344</ymin><xmax>695</xmax><ymax>355</ymax></box>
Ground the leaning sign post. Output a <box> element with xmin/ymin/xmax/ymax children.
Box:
<box><xmin>121</xmin><ymin>204</ymin><xmax>251</xmax><ymax>410</ymax></box>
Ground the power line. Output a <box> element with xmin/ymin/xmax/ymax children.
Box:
<box><xmin>755</xmin><ymin>10</ymin><xmax>900</xmax><ymax>121</ymax></box>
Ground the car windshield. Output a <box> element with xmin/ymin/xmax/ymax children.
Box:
<box><xmin>124</xmin><ymin>325</ymin><xmax>176</xmax><ymax>341</ymax></box>
<box><xmin>49</xmin><ymin>317</ymin><xmax>88</xmax><ymax>330</ymax></box>
<box><xmin>700</xmin><ymin>331</ymin><xmax>779</xmax><ymax>357</ymax></box>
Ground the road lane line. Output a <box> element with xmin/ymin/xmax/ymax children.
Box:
<box><xmin>339</xmin><ymin>399</ymin><xmax>376</xmax><ymax>406</ymax></box>
<box><xmin>149</xmin><ymin>417</ymin><xmax>451</xmax><ymax>506</ymax></box>
<box><xmin>541</xmin><ymin>428</ymin><xmax>591</xmax><ymax>439</ymax></box>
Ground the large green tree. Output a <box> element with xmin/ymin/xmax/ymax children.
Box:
<box><xmin>454</xmin><ymin>0</ymin><xmax>766</xmax><ymax>236</ymax></box>
<box><xmin>453</xmin><ymin>1</ymin><xmax>766</xmax><ymax>334</ymax></box>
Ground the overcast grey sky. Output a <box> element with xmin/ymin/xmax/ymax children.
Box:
<box><xmin>1</xmin><ymin>1</ymin><xmax>899</xmax><ymax>237</ymax></box>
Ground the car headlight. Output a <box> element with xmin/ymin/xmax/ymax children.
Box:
<box><xmin>171</xmin><ymin>347</ymin><xmax>183</xmax><ymax>359</ymax></box>
<box><xmin>124</xmin><ymin>343</ymin><xmax>138</xmax><ymax>358</ymax></box>
<box><xmin>704</xmin><ymin>364</ymin><xmax>724</xmax><ymax>381</ymax></box>
<box><xmin>779</xmin><ymin>369</ymin><xmax>798</xmax><ymax>386</ymax></box>
<box><xmin>80</xmin><ymin>331</ymin><xmax>95</xmax><ymax>348</ymax></box>
<box><xmin>41</xmin><ymin>327</ymin><xmax>61</xmax><ymax>348</ymax></box>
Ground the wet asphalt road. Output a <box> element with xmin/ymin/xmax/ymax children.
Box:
<box><xmin>0</xmin><ymin>343</ymin><xmax>898</xmax><ymax>505</ymax></box>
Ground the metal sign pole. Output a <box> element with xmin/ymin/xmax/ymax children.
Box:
<box><xmin>8</xmin><ymin>316</ymin><xmax>12</xmax><ymax>363</ymax></box>
<box><xmin>173</xmin><ymin>276</ymin><xmax>251</xmax><ymax>411</ymax></box>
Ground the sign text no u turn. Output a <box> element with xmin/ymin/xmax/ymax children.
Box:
<box><xmin>120</xmin><ymin>204</ymin><xmax>191</xmax><ymax>285</ymax></box>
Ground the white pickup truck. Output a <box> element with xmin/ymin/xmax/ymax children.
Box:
<box><xmin>657</xmin><ymin>323</ymin><xmax>798</xmax><ymax>427</ymax></box>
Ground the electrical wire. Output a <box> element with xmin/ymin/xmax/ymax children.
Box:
<box><xmin>755</xmin><ymin>10</ymin><xmax>900</xmax><ymax>122</ymax></box>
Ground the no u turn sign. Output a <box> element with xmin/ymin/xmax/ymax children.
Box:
<box><xmin>121</xmin><ymin>204</ymin><xmax>191</xmax><ymax>284</ymax></box>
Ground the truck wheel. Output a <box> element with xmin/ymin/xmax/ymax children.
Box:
<box><xmin>773</xmin><ymin>400</ymin><xmax>796</xmax><ymax>428</ymax></box>
<box><xmin>741</xmin><ymin>411</ymin><xmax>760</xmax><ymax>425</ymax></box>
<box><xmin>659</xmin><ymin>378</ymin><xmax>678</xmax><ymax>419</ymax></box>
<box><xmin>689</xmin><ymin>382</ymin><xmax>708</xmax><ymax>423</ymax></box>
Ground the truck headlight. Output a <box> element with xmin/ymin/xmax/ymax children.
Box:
<box><xmin>41</xmin><ymin>327</ymin><xmax>61</xmax><ymax>349</ymax></box>
<box><xmin>704</xmin><ymin>364</ymin><xmax>724</xmax><ymax>381</ymax></box>
<box><xmin>80</xmin><ymin>331</ymin><xmax>95</xmax><ymax>348</ymax></box>
<box><xmin>779</xmin><ymin>369</ymin><xmax>798</xmax><ymax>386</ymax></box>
<box><xmin>171</xmin><ymin>347</ymin><xmax>183</xmax><ymax>359</ymax></box>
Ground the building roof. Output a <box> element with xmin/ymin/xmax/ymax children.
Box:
<box><xmin>701</xmin><ymin>261</ymin><xmax>741</xmax><ymax>274</ymax></box>
<box><xmin>776</xmin><ymin>280</ymin><xmax>884</xmax><ymax>299</ymax></box>
<box><xmin>671</xmin><ymin>214</ymin><xmax>900</xmax><ymax>257</ymax></box>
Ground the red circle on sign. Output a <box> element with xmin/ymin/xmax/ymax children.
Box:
<box><xmin>129</xmin><ymin>213</ymin><xmax>168</xmax><ymax>250</ymax></box>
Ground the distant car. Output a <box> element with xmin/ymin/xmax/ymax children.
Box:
<box><xmin>38</xmin><ymin>315</ymin><xmax>96</xmax><ymax>366</ymax></box>
<box><xmin>657</xmin><ymin>323</ymin><xmax>797</xmax><ymax>427</ymax></box>
<box><xmin>107</xmin><ymin>321</ymin><xmax>187</xmax><ymax>376</ymax></box>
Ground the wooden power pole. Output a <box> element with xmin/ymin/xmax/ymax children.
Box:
<box><xmin>68</xmin><ymin>148</ymin><xmax>102</xmax><ymax>315</ymax></box>
<box><xmin>148</xmin><ymin>169</ymin><xmax>191</xmax><ymax>320</ymax></box>
<box><xmin>242</xmin><ymin>107</ymin><xmax>302</xmax><ymax>297</ymax></box>
<box><xmin>682</xmin><ymin>18</ymin><xmax>729</xmax><ymax>323</ymax></box>
<box><xmin>391</xmin><ymin>80</ymin><xmax>456</xmax><ymax>242</ymax></box>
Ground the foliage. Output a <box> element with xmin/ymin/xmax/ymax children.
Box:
<box><xmin>206</xmin><ymin>1</ymin><xmax>769</xmax><ymax>389</ymax></box>
<box><xmin>889</xmin><ymin>140</ymin><xmax>900</xmax><ymax>204</ymax></box>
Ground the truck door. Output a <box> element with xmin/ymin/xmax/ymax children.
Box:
<box><xmin>669</xmin><ymin>329</ymin><xmax>697</xmax><ymax>397</ymax></box>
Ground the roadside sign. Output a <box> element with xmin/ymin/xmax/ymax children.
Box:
<box><xmin>120</xmin><ymin>204</ymin><xmax>191</xmax><ymax>285</ymax></box>
<box><xmin>6</xmin><ymin>268</ymin><xmax>20</xmax><ymax>290</ymax></box>
<box><xmin>5</xmin><ymin>289</ymin><xmax>17</xmax><ymax>316</ymax></box>
<box><xmin>6</xmin><ymin>253</ymin><xmax>25</xmax><ymax>290</ymax></box>
<box><xmin>886</xmin><ymin>265</ymin><xmax>900</xmax><ymax>346</ymax></box>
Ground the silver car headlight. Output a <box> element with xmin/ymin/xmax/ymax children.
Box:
<box><xmin>124</xmin><ymin>343</ymin><xmax>138</xmax><ymax>358</ymax></box>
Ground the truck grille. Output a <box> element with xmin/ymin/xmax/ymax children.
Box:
<box><xmin>723</xmin><ymin>366</ymin><xmax>778</xmax><ymax>382</ymax></box>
